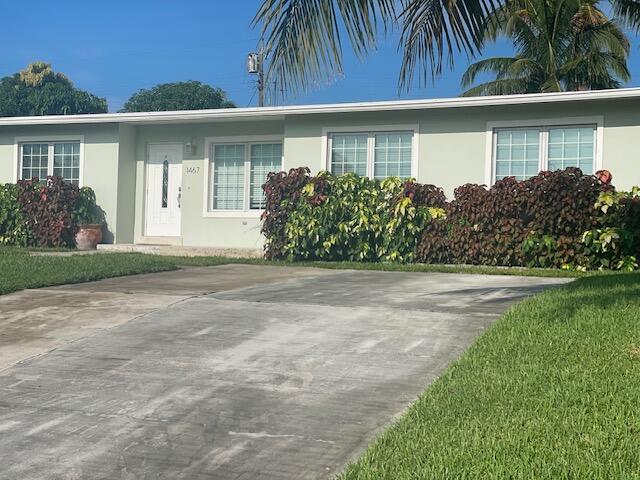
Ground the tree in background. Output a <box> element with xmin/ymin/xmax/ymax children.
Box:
<box><xmin>461</xmin><ymin>0</ymin><xmax>631</xmax><ymax>96</ymax></box>
<box><xmin>0</xmin><ymin>62</ymin><xmax>107</xmax><ymax>116</ymax></box>
<box><xmin>121</xmin><ymin>81</ymin><xmax>235</xmax><ymax>112</ymax></box>
<box><xmin>253</xmin><ymin>0</ymin><xmax>640</xmax><ymax>94</ymax></box>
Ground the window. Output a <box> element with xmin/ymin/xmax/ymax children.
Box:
<box><xmin>330</xmin><ymin>134</ymin><xmax>368</xmax><ymax>176</ymax></box>
<box><xmin>328</xmin><ymin>131</ymin><xmax>414</xmax><ymax>179</ymax></box>
<box><xmin>161</xmin><ymin>159</ymin><xmax>169</xmax><ymax>208</ymax></box>
<box><xmin>210</xmin><ymin>142</ymin><xmax>282</xmax><ymax>211</ymax></box>
<box><xmin>547</xmin><ymin>127</ymin><xmax>594</xmax><ymax>173</ymax></box>
<box><xmin>250</xmin><ymin>143</ymin><xmax>282</xmax><ymax>209</ymax></box>
<box><xmin>374</xmin><ymin>133</ymin><xmax>413</xmax><ymax>179</ymax></box>
<box><xmin>493</xmin><ymin>125</ymin><xmax>596</xmax><ymax>182</ymax></box>
<box><xmin>495</xmin><ymin>129</ymin><xmax>540</xmax><ymax>181</ymax></box>
<box><xmin>21</xmin><ymin>143</ymin><xmax>49</xmax><ymax>180</ymax></box>
<box><xmin>20</xmin><ymin>141</ymin><xmax>81</xmax><ymax>185</ymax></box>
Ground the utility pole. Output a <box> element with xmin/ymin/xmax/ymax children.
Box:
<box><xmin>258</xmin><ymin>58</ymin><xmax>265</xmax><ymax>108</ymax></box>
<box><xmin>247</xmin><ymin>46</ymin><xmax>265</xmax><ymax>107</ymax></box>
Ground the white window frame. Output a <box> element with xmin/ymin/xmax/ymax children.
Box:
<box><xmin>203</xmin><ymin>134</ymin><xmax>284</xmax><ymax>218</ymax></box>
<box><xmin>14</xmin><ymin>135</ymin><xmax>85</xmax><ymax>186</ymax></box>
<box><xmin>485</xmin><ymin>116</ymin><xmax>603</xmax><ymax>185</ymax></box>
<box><xmin>321</xmin><ymin>125</ymin><xmax>419</xmax><ymax>179</ymax></box>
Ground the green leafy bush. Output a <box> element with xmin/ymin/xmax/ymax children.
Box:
<box><xmin>73</xmin><ymin>187</ymin><xmax>106</xmax><ymax>225</ymax></box>
<box><xmin>262</xmin><ymin>167</ymin><xmax>638</xmax><ymax>271</ymax></box>
<box><xmin>0</xmin><ymin>183</ymin><xmax>29</xmax><ymax>246</ymax></box>
<box><xmin>580</xmin><ymin>227</ymin><xmax>637</xmax><ymax>271</ymax></box>
<box><xmin>594</xmin><ymin>186</ymin><xmax>640</xmax><ymax>256</ymax></box>
<box><xmin>263</xmin><ymin>171</ymin><xmax>443</xmax><ymax>263</ymax></box>
<box><xmin>0</xmin><ymin>177</ymin><xmax>103</xmax><ymax>248</ymax></box>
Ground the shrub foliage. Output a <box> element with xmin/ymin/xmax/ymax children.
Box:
<box><xmin>261</xmin><ymin>167</ymin><xmax>312</xmax><ymax>259</ymax></box>
<box><xmin>0</xmin><ymin>183</ymin><xmax>29</xmax><ymax>246</ymax></box>
<box><xmin>17</xmin><ymin>177</ymin><xmax>80</xmax><ymax>247</ymax></box>
<box><xmin>0</xmin><ymin>177</ymin><xmax>101</xmax><ymax>247</ymax></box>
<box><xmin>263</xmin><ymin>170</ymin><xmax>445</xmax><ymax>262</ymax></box>
<box><xmin>416</xmin><ymin>168</ymin><xmax>617</xmax><ymax>268</ymax></box>
<box><xmin>262</xmin><ymin>167</ymin><xmax>639</xmax><ymax>271</ymax></box>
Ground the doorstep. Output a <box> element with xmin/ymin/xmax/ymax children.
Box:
<box><xmin>96</xmin><ymin>244</ymin><xmax>263</xmax><ymax>258</ymax></box>
<box><xmin>137</xmin><ymin>236</ymin><xmax>183</xmax><ymax>246</ymax></box>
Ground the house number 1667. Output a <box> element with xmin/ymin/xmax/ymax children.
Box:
<box><xmin>185</xmin><ymin>166</ymin><xmax>200</xmax><ymax>175</ymax></box>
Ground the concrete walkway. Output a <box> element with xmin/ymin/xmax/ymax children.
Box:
<box><xmin>0</xmin><ymin>265</ymin><xmax>569</xmax><ymax>479</ymax></box>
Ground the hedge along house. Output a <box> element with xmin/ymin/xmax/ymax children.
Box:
<box><xmin>1</xmin><ymin>88</ymin><xmax>639</xmax><ymax>249</ymax></box>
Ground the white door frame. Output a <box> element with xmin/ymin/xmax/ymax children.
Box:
<box><xmin>145</xmin><ymin>142</ymin><xmax>183</xmax><ymax>237</ymax></box>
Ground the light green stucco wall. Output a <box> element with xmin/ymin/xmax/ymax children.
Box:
<box><xmin>283</xmin><ymin>98</ymin><xmax>640</xmax><ymax>196</ymax></box>
<box><xmin>415</xmin><ymin>99</ymin><xmax>640</xmax><ymax>195</ymax></box>
<box><xmin>0</xmin><ymin>123</ymin><xmax>121</xmax><ymax>242</ymax></box>
<box><xmin>0</xmin><ymin>97</ymin><xmax>638</xmax><ymax>249</ymax></box>
<box><xmin>134</xmin><ymin>121</ymin><xmax>283</xmax><ymax>248</ymax></box>
<box><xmin>116</xmin><ymin>124</ymin><xmax>137</xmax><ymax>244</ymax></box>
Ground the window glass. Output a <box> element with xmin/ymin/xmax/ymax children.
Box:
<box><xmin>373</xmin><ymin>133</ymin><xmax>412</xmax><ymax>179</ymax></box>
<box><xmin>53</xmin><ymin>142</ymin><xmax>81</xmax><ymax>185</ymax></box>
<box><xmin>210</xmin><ymin>142</ymin><xmax>283</xmax><ymax>211</ymax></box>
<box><xmin>330</xmin><ymin>134</ymin><xmax>368</xmax><ymax>176</ymax></box>
<box><xmin>250</xmin><ymin>143</ymin><xmax>282</xmax><ymax>209</ymax></box>
<box><xmin>21</xmin><ymin>141</ymin><xmax>81</xmax><ymax>184</ymax></box>
<box><xmin>212</xmin><ymin>144</ymin><xmax>245</xmax><ymax>210</ymax></box>
<box><xmin>21</xmin><ymin>143</ymin><xmax>49</xmax><ymax>180</ymax></box>
<box><xmin>494</xmin><ymin>129</ymin><xmax>540</xmax><ymax>181</ymax></box>
<box><xmin>547</xmin><ymin>127</ymin><xmax>595</xmax><ymax>174</ymax></box>
<box><xmin>161</xmin><ymin>159</ymin><xmax>169</xmax><ymax>208</ymax></box>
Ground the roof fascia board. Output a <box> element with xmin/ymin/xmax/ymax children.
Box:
<box><xmin>0</xmin><ymin>88</ymin><xmax>638</xmax><ymax>126</ymax></box>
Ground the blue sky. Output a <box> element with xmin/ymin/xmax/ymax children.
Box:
<box><xmin>1</xmin><ymin>0</ymin><xmax>639</xmax><ymax>111</ymax></box>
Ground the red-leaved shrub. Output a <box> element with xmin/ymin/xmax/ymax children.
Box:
<box><xmin>415</xmin><ymin>168</ymin><xmax>613</xmax><ymax>267</ymax></box>
<box><xmin>261</xmin><ymin>167</ymin><xmax>312</xmax><ymax>259</ymax></box>
<box><xmin>17</xmin><ymin>176</ymin><xmax>80</xmax><ymax>247</ymax></box>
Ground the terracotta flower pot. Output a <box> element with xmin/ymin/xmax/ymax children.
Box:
<box><xmin>75</xmin><ymin>224</ymin><xmax>103</xmax><ymax>250</ymax></box>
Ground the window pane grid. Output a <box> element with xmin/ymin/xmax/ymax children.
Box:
<box><xmin>330</xmin><ymin>134</ymin><xmax>368</xmax><ymax>176</ymax></box>
<box><xmin>547</xmin><ymin>127</ymin><xmax>594</xmax><ymax>174</ymax></box>
<box><xmin>21</xmin><ymin>141</ymin><xmax>80</xmax><ymax>184</ymax></box>
<box><xmin>53</xmin><ymin>142</ymin><xmax>80</xmax><ymax>185</ymax></box>
<box><xmin>495</xmin><ymin>129</ymin><xmax>540</xmax><ymax>181</ymax></box>
<box><xmin>250</xmin><ymin>143</ymin><xmax>282</xmax><ymax>209</ymax></box>
<box><xmin>21</xmin><ymin>143</ymin><xmax>49</xmax><ymax>181</ymax></box>
<box><xmin>212</xmin><ymin>144</ymin><xmax>245</xmax><ymax>210</ymax></box>
<box><xmin>374</xmin><ymin>133</ymin><xmax>412</xmax><ymax>179</ymax></box>
<box><xmin>495</xmin><ymin>126</ymin><xmax>596</xmax><ymax>182</ymax></box>
<box><xmin>329</xmin><ymin>131</ymin><xmax>414</xmax><ymax>179</ymax></box>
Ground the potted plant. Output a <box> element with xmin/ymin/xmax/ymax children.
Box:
<box><xmin>74</xmin><ymin>187</ymin><xmax>105</xmax><ymax>250</ymax></box>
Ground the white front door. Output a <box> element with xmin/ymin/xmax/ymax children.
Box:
<box><xmin>145</xmin><ymin>144</ymin><xmax>183</xmax><ymax>237</ymax></box>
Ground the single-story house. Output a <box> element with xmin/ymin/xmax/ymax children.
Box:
<box><xmin>1</xmin><ymin>88</ymin><xmax>639</xmax><ymax>248</ymax></box>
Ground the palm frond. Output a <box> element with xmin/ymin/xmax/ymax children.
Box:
<box><xmin>253</xmin><ymin>0</ymin><xmax>397</xmax><ymax>94</ymax></box>
<box><xmin>461</xmin><ymin>56</ymin><xmax>519</xmax><ymax>87</ymax></box>
<box><xmin>397</xmin><ymin>0</ymin><xmax>503</xmax><ymax>89</ymax></box>
<box><xmin>464</xmin><ymin>0</ymin><xmax>631</xmax><ymax>96</ymax></box>
<box><xmin>253</xmin><ymin>0</ymin><xmax>632</xmax><ymax>97</ymax></box>
<box><xmin>461</xmin><ymin>77</ymin><xmax>532</xmax><ymax>96</ymax></box>
<box><xmin>611</xmin><ymin>0</ymin><xmax>640</xmax><ymax>30</ymax></box>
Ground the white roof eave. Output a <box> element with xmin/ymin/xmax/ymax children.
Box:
<box><xmin>0</xmin><ymin>87</ymin><xmax>638</xmax><ymax>126</ymax></box>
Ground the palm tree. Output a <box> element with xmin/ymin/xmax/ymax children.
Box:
<box><xmin>461</xmin><ymin>0</ymin><xmax>631</xmax><ymax>96</ymax></box>
<box><xmin>253</xmin><ymin>0</ymin><xmax>640</xmax><ymax>94</ymax></box>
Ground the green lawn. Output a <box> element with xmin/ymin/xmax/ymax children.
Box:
<box><xmin>340</xmin><ymin>272</ymin><xmax>640</xmax><ymax>479</ymax></box>
<box><xmin>0</xmin><ymin>247</ymin><xmax>581</xmax><ymax>296</ymax></box>
<box><xmin>0</xmin><ymin>249</ymin><xmax>249</xmax><ymax>296</ymax></box>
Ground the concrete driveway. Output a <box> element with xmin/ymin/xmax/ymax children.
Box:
<box><xmin>0</xmin><ymin>265</ymin><xmax>569</xmax><ymax>479</ymax></box>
